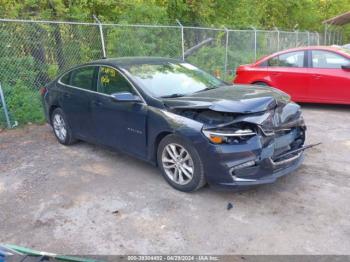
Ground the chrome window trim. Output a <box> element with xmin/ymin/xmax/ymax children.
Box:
<box><xmin>231</xmin><ymin>176</ymin><xmax>257</xmax><ymax>182</ymax></box>
<box><xmin>57</xmin><ymin>64</ymin><xmax>147</xmax><ymax>104</ymax></box>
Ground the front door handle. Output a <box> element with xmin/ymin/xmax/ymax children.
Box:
<box><xmin>92</xmin><ymin>100</ymin><xmax>103</xmax><ymax>107</ymax></box>
<box><xmin>63</xmin><ymin>93</ymin><xmax>71</xmax><ymax>98</ymax></box>
<box><xmin>313</xmin><ymin>74</ymin><xmax>322</xmax><ymax>80</ymax></box>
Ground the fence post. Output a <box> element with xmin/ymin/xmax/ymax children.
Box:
<box><xmin>324</xmin><ymin>24</ymin><xmax>328</xmax><ymax>45</ymax></box>
<box><xmin>338</xmin><ymin>29</ymin><xmax>343</xmax><ymax>45</ymax></box>
<box><xmin>93</xmin><ymin>15</ymin><xmax>107</xmax><ymax>58</ymax></box>
<box><xmin>330</xmin><ymin>29</ymin><xmax>334</xmax><ymax>45</ymax></box>
<box><xmin>340</xmin><ymin>29</ymin><xmax>344</xmax><ymax>45</ymax></box>
<box><xmin>223</xmin><ymin>27</ymin><xmax>229</xmax><ymax>79</ymax></box>
<box><xmin>307</xmin><ymin>31</ymin><xmax>310</xmax><ymax>46</ymax></box>
<box><xmin>176</xmin><ymin>19</ymin><xmax>185</xmax><ymax>60</ymax></box>
<box><xmin>295</xmin><ymin>30</ymin><xmax>298</xmax><ymax>46</ymax></box>
<box><xmin>335</xmin><ymin>29</ymin><xmax>338</xmax><ymax>45</ymax></box>
<box><xmin>274</xmin><ymin>27</ymin><xmax>280</xmax><ymax>51</ymax></box>
<box><xmin>250</xmin><ymin>26</ymin><xmax>257</xmax><ymax>61</ymax></box>
<box><xmin>0</xmin><ymin>82</ymin><xmax>11</xmax><ymax>128</ymax></box>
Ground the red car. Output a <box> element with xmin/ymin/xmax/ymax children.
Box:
<box><xmin>233</xmin><ymin>46</ymin><xmax>350</xmax><ymax>105</ymax></box>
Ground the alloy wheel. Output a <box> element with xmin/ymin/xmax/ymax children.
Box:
<box><xmin>161</xmin><ymin>143</ymin><xmax>194</xmax><ymax>185</ymax></box>
<box><xmin>53</xmin><ymin>114</ymin><xmax>67</xmax><ymax>141</ymax></box>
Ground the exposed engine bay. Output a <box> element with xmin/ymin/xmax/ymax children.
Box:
<box><xmin>175</xmin><ymin>109</ymin><xmax>238</xmax><ymax>126</ymax></box>
<box><xmin>171</xmin><ymin>103</ymin><xmax>308</xmax><ymax>161</ymax></box>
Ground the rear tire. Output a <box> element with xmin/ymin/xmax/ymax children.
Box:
<box><xmin>51</xmin><ymin>108</ymin><xmax>76</xmax><ymax>145</ymax></box>
<box><xmin>157</xmin><ymin>134</ymin><xmax>206</xmax><ymax>192</ymax></box>
<box><xmin>252</xmin><ymin>81</ymin><xmax>269</xmax><ymax>86</ymax></box>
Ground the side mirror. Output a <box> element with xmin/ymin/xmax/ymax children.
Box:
<box><xmin>110</xmin><ymin>92</ymin><xmax>142</xmax><ymax>102</ymax></box>
<box><xmin>341</xmin><ymin>64</ymin><xmax>350</xmax><ymax>70</ymax></box>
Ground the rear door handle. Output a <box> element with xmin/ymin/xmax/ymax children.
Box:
<box><xmin>313</xmin><ymin>74</ymin><xmax>322</xmax><ymax>80</ymax></box>
<box><xmin>63</xmin><ymin>93</ymin><xmax>71</xmax><ymax>98</ymax></box>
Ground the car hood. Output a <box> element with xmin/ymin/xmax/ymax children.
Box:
<box><xmin>162</xmin><ymin>85</ymin><xmax>290</xmax><ymax>114</ymax></box>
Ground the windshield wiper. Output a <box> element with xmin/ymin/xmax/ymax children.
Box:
<box><xmin>160</xmin><ymin>93</ymin><xmax>186</xmax><ymax>98</ymax></box>
<box><xmin>193</xmin><ymin>87</ymin><xmax>217</xmax><ymax>93</ymax></box>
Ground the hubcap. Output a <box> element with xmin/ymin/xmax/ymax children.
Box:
<box><xmin>161</xmin><ymin>143</ymin><xmax>194</xmax><ymax>185</ymax></box>
<box><xmin>53</xmin><ymin>114</ymin><xmax>67</xmax><ymax>141</ymax></box>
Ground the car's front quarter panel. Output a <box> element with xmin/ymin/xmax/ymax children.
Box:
<box><xmin>146</xmin><ymin>107</ymin><xmax>206</xmax><ymax>164</ymax></box>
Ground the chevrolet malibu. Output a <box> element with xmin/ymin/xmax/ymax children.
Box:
<box><xmin>42</xmin><ymin>57</ymin><xmax>307</xmax><ymax>192</ymax></box>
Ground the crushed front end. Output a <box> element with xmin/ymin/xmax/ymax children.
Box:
<box><xmin>177</xmin><ymin>101</ymin><xmax>307</xmax><ymax>188</ymax></box>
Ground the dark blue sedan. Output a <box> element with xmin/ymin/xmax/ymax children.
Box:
<box><xmin>42</xmin><ymin>57</ymin><xmax>307</xmax><ymax>192</ymax></box>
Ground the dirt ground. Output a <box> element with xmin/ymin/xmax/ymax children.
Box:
<box><xmin>0</xmin><ymin>104</ymin><xmax>350</xmax><ymax>255</ymax></box>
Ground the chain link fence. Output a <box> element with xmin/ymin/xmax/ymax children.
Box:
<box><xmin>0</xmin><ymin>19</ymin><xmax>103</xmax><ymax>128</ymax></box>
<box><xmin>0</xmin><ymin>18</ymin><xmax>340</xmax><ymax>128</ymax></box>
<box><xmin>104</xmin><ymin>24</ymin><xmax>182</xmax><ymax>58</ymax></box>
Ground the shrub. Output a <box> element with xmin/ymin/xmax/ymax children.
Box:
<box><xmin>1</xmin><ymin>81</ymin><xmax>45</xmax><ymax>125</ymax></box>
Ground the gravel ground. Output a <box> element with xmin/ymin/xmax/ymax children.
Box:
<box><xmin>0</xmin><ymin>104</ymin><xmax>349</xmax><ymax>255</ymax></box>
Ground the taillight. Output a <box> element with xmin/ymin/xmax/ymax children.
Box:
<box><xmin>40</xmin><ymin>87</ymin><xmax>47</xmax><ymax>96</ymax></box>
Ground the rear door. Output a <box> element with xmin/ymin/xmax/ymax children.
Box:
<box><xmin>267</xmin><ymin>50</ymin><xmax>310</xmax><ymax>101</ymax></box>
<box><xmin>308</xmin><ymin>50</ymin><xmax>350</xmax><ymax>103</ymax></box>
<box><xmin>57</xmin><ymin>66</ymin><xmax>98</xmax><ymax>139</ymax></box>
<box><xmin>90</xmin><ymin>66</ymin><xmax>148</xmax><ymax>158</ymax></box>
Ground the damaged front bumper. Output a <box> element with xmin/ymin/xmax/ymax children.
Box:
<box><xmin>195</xmin><ymin>107</ymin><xmax>311</xmax><ymax>188</ymax></box>
<box><xmin>228</xmin><ymin>148</ymin><xmax>305</xmax><ymax>186</ymax></box>
<box><xmin>198</xmin><ymin>133</ymin><xmax>308</xmax><ymax>188</ymax></box>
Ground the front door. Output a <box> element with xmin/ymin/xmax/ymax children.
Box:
<box><xmin>91</xmin><ymin>66</ymin><xmax>148</xmax><ymax>158</ymax></box>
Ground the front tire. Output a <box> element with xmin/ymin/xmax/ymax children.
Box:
<box><xmin>157</xmin><ymin>134</ymin><xmax>206</xmax><ymax>192</ymax></box>
<box><xmin>51</xmin><ymin>108</ymin><xmax>76</xmax><ymax>145</ymax></box>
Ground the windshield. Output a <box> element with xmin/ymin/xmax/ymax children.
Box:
<box><xmin>125</xmin><ymin>62</ymin><xmax>228</xmax><ymax>98</ymax></box>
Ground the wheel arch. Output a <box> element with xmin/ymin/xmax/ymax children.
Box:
<box><xmin>49</xmin><ymin>105</ymin><xmax>60</xmax><ymax>125</ymax></box>
<box><xmin>152</xmin><ymin>131</ymin><xmax>173</xmax><ymax>166</ymax></box>
<box><xmin>251</xmin><ymin>80</ymin><xmax>270</xmax><ymax>86</ymax></box>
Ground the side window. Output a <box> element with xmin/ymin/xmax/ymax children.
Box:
<box><xmin>98</xmin><ymin>66</ymin><xmax>134</xmax><ymax>95</ymax></box>
<box><xmin>268</xmin><ymin>56</ymin><xmax>280</xmax><ymax>66</ymax></box>
<box><xmin>312</xmin><ymin>50</ymin><xmax>350</xmax><ymax>69</ymax></box>
<box><xmin>60</xmin><ymin>72</ymin><xmax>70</xmax><ymax>85</ymax></box>
<box><xmin>268</xmin><ymin>51</ymin><xmax>304</xmax><ymax>67</ymax></box>
<box><xmin>70</xmin><ymin>66</ymin><xmax>97</xmax><ymax>91</ymax></box>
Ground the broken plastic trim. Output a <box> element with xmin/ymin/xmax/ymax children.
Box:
<box><xmin>230</xmin><ymin>160</ymin><xmax>256</xmax><ymax>172</ymax></box>
<box><xmin>273</xmin><ymin>143</ymin><xmax>321</xmax><ymax>162</ymax></box>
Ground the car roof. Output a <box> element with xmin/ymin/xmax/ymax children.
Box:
<box><xmin>87</xmin><ymin>56</ymin><xmax>183</xmax><ymax>67</ymax></box>
<box><xmin>255</xmin><ymin>45</ymin><xmax>350</xmax><ymax>64</ymax></box>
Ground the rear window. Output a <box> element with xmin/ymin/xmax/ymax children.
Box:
<box><xmin>60</xmin><ymin>72</ymin><xmax>70</xmax><ymax>85</ymax></box>
<box><xmin>70</xmin><ymin>66</ymin><xmax>97</xmax><ymax>91</ymax></box>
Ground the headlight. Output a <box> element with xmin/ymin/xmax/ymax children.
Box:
<box><xmin>202</xmin><ymin>126</ymin><xmax>256</xmax><ymax>144</ymax></box>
